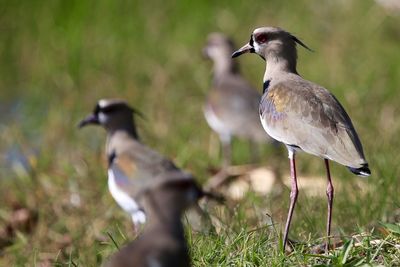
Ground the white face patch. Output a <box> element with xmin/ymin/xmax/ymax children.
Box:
<box><xmin>98</xmin><ymin>112</ymin><xmax>108</xmax><ymax>124</ymax></box>
<box><xmin>253</xmin><ymin>40</ymin><xmax>263</xmax><ymax>55</ymax></box>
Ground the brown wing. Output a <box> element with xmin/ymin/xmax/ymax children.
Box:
<box><xmin>108</xmin><ymin>133</ymin><xmax>193</xmax><ymax>195</ymax></box>
<box><xmin>260</xmin><ymin>79</ymin><xmax>367</xmax><ymax>168</ymax></box>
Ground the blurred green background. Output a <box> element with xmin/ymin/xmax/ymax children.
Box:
<box><xmin>0</xmin><ymin>0</ymin><xmax>399</xmax><ymax>265</ymax></box>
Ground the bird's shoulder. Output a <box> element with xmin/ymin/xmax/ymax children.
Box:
<box><xmin>108</xmin><ymin>133</ymin><xmax>180</xmax><ymax>181</ymax></box>
<box><xmin>262</xmin><ymin>77</ymin><xmax>353</xmax><ymax>130</ymax></box>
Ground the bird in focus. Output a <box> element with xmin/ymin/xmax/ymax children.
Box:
<box><xmin>232</xmin><ymin>26</ymin><xmax>370</xmax><ymax>252</ymax></box>
<box><xmin>78</xmin><ymin>99</ymin><xmax>201</xmax><ymax>229</ymax></box>
<box><xmin>203</xmin><ymin>32</ymin><xmax>276</xmax><ymax>188</ymax></box>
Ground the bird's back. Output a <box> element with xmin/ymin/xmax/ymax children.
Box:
<box><xmin>260</xmin><ymin>74</ymin><xmax>367</xmax><ymax>169</ymax></box>
<box><xmin>205</xmin><ymin>73</ymin><xmax>269</xmax><ymax>142</ymax></box>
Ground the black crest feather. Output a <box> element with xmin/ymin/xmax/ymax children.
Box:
<box><xmin>291</xmin><ymin>35</ymin><xmax>313</xmax><ymax>52</ymax></box>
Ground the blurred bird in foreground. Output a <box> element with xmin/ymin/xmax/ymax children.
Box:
<box><xmin>232</xmin><ymin>27</ymin><xmax>370</xmax><ymax>252</ymax></box>
<box><xmin>104</xmin><ymin>176</ymin><xmax>202</xmax><ymax>267</ymax></box>
<box><xmin>79</xmin><ymin>99</ymin><xmax>215</xmax><ymax>229</ymax></box>
<box><xmin>203</xmin><ymin>33</ymin><xmax>277</xmax><ymax>189</ymax></box>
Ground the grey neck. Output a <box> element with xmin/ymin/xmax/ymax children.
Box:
<box><xmin>107</xmin><ymin>124</ymin><xmax>139</xmax><ymax>141</ymax></box>
<box><xmin>263</xmin><ymin>43</ymin><xmax>298</xmax><ymax>81</ymax></box>
<box><xmin>105</xmin><ymin>127</ymin><xmax>139</xmax><ymax>159</ymax></box>
<box><xmin>264</xmin><ymin>55</ymin><xmax>298</xmax><ymax>81</ymax></box>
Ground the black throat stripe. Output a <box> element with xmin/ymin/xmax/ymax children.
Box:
<box><xmin>108</xmin><ymin>150</ymin><xmax>117</xmax><ymax>167</ymax></box>
<box><xmin>263</xmin><ymin>80</ymin><xmax>271</xmax><ymax>94</ymax></box>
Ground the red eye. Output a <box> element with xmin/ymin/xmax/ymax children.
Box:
<box><xmin>255</xmin><ymin>33</ymin><xmax>268</xmax><ymax>43</ymax></box>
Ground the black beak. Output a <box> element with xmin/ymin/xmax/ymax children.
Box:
<box><xmin>231</xmin><ymin>42</ymin><xmax>255</xmax><ymax>58</ymax></box>
<box><xmin>78</xmin><ymin>113</ymin><xmax>99</xmax><ymax>128</ymax></box>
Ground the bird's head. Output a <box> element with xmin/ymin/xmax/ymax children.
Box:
<box><xmin>232</xmin><ymin>27</ymin><xmax>311</xmax><ymax>62</ymax></box>
<box><xmin>78</xmin><ymin>99</ymin><xmax>142</xmax><ymax>138</ymax></box>
<box><xmin>203</xmin><ymin>33</ymin><xmax>236</xmax><ymax>61</ymax></box>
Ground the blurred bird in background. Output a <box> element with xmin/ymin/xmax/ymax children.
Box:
<box><xmin>104</xmin><ymin>176</ymin><xmax>203</xmax><ymax>267</ymax></box>
<box><xmin>203</xmin><ymin>33</ymin><xmax>278</xmax><ymax>189</ymax></box>
<box><xmin>79</xmin><ymin>99</ymin><xmax>215</xmax><ymax>230</ymax></box>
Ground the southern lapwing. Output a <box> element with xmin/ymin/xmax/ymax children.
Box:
<box><xmin>104</xmin><ymin>175</ymin><xmax>203</xmax><ymax>267</ymax></box>
<box><xmin>79</xmin><ymin>99</ymin><xmax>202</xmax><ymax>229</ymax></box>
<box><xmin>232</xmin><ymin>27</ymin><xmax>371</xmax><ymax>252</ymax></box>
<box><xmin>203</xmin><ymin>32</ymin><xmax>276</xmax><ymax>188</ymax></box>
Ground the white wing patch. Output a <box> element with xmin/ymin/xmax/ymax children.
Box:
<box><xmin>108</xmin><ymin>169</ymin><xmax>146</xmax><ymax>225</ymax></box>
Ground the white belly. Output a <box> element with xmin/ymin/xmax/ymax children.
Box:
<box><xmin>204</xmin><ymin>104</ymin><xmax>231</xmax><ymax>139</ymax></box>
<box><xmin>259</xmin><ymin>114</ymin><xmax>283</xmax><ymax>143</ymax></box>
<box><xmin>107</xmin><ymin>169</ymin><xmax>146</xmax><ymax>225</ymax></box>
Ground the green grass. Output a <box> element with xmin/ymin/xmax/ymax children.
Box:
<box><xmin>0</xmin><ymin>0</ymin><xmax>400</xmax><ymax>265</ymax></box>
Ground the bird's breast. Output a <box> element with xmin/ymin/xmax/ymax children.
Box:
<box><xmin>259</xmin><ymin>91</ymin><xmax>288</xmax><ymax>142</ymax></box>
<box><xmin>203</xmin><ymin>103</ymin><xmax>231</xmax><ymax>136</ymax></box>
<box><xmin>259</xmin><ymin>92</ymin><xmax>287</xmax><ymax>122</ymax></box>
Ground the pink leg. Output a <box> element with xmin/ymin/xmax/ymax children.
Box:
<box><xmin>325</xmin><ymin>159</ymin><xmax>334</xmax><ymax>253</ymax></box>
<box><xmin>283</xmin><ymin>150</ymin><xmax>298</xmax><ymax>251</ymax></box>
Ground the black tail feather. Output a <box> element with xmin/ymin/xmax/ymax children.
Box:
<box><xmin>348</xmin><ymin>163</ymin><xmax>371</xmax><ymax>177</ymax></box>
